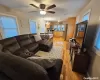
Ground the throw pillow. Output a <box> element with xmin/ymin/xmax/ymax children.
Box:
<box><xmin>34</xmin><ymin>35</ymin><xmax>42</xmax><ymax>42</ymax></box>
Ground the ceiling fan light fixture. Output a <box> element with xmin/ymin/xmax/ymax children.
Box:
<box><xmin>40</xmin><ymin>10</ymin><xmax>46</xmax><ymax>15</ymax></box>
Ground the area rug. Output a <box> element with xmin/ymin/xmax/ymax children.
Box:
<box><xmin>35</xmin><ymin>46</ymin><xmax>63</xmax><ymax>59</ymax></box>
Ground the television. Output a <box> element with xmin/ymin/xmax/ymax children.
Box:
<box><xmin>75</xmin><ymin>21</ymin><xmax>88</xmax><ymax>48</ymax></box>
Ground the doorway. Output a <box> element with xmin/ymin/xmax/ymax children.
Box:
<box><xmin>53</xmin><ymin>24</ymin><xmax>66</xmax><ymax>38</ymax></box>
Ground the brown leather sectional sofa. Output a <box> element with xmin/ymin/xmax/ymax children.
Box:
<box><xmin>0</xmin><ymin>33</ymin><xmax>63</xmax><ymax>80</ymax></box>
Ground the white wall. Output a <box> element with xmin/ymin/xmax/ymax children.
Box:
<box><xmin>0</xmin><ymin>5</ymin><xmax>32</xmax><ymax>36</ymax></box>
<box><xmin>0</xmin><ymin>5</ymin><xmax>47</xmax><ymax>39</ymax></box>
<box><xmin>0</xmin><ymin>5</ymin><xmax>45</xmax><ymax>39</ymax></box>
<box><xmin>36</xmin><ymin>18</ymin><xmax>46</xmax><ymax>33</ymax></box>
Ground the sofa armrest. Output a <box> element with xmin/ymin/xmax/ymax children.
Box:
<box><xmin>0</xmin><ymin>72</ymin><xmax>12</xmax><ymax>80</ymax></box>
<box><xmin>0</xmin><ymin>52</ymin><xmax>49</xmax><ymax>80</ymax></box>
<box><xmin>46</xmin><ymin>59</ymin><xmax>63</xmax><ymax>80</ymax></box>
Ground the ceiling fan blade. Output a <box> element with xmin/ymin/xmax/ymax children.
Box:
<box><xmin>40</xmin><ymin>4</ymin><xmax>46</xmax><ymax>9</ymax></box>
<box><xmin>28</xmin><ymin>11</ymin><xmax>38</xmax><ymax>13</ymax></box>
<box><xmin>47</xmin><ymin>11</ymin><xmax>55</xmax><ymax>14</ymax></box>
<box><xmin>47</xmin><ymin>4</ymin><xmax>56</xmax><ymax>10</ymax></box>
<box><xmin>30</xmin><ymin>4</ymin><xmax>39</xmax><ymax>9</ymax></box>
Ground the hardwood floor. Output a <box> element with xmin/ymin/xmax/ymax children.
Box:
<box><xmin>53</xmin><ymin>37</ymin><xmax>83</xmax><ymax>80</ymax></box>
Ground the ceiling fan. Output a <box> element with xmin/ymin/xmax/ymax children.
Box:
<box><xmin>29</xmin><ymin>4</ymin><xmax>56</xmax><ymax>15</ymax></box>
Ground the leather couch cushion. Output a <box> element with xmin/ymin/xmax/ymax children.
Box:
<box><xmin>19</xmin><ymin>39</ymin><xmax>32</xmax><ymax>47</ymax></box>
<box><xmin>46</xmin><ymin>59</ymin><xmax>63</xmax><ymax>80</ymax></box>
<box><xmin>4</xmin><ymin>42</ymin><xmax>20</xmax><ymax>53</ymax></box>
<box><xmin>39</xmin><ymin>40</ymin><xmax>53</xmax><ymax>52</ymax></box>
<box><xmin>2</xmin><ymin>45</ymin><xmax>36</xmax><ymax>58</ymax></box>
<box><xmin>45</xmin><ymin>34</ymin><xmax>49</xmax><ymax>39</ymax></box>
<box><xmin>40</xmin><ymin>34</ymin><xmax>45</xmax><ymax>40</ymax></box>
<box><xmin>0</xmin><ymin>44</ymin><xmax>3</xmax><ymax>52</ymax></box>
<box><xmin>27</xmin><ymin>57</ymin><xmax>56</xmax><ymax>69</ymax></box>
<box><xmin>0</xmin><ymin>37</ymin><xmax>20</xmax><ymax>54</ymax></box>
<box><xmin>0</xmin><ymin>72</ymin><xmax>12</xmax><ymax>80</ymax></box>
<box><xmin>38</xmin><ymin>39</ymin><xmax>48</xmax><ymax>44</ymax></box>
<box><xmin>15</xmin><ymin>34</ymin><xmax>29</xmax><ymax>40</ymax></box>
<box><xmin>3</xmin><ymin>49</ymin><xmax>12</xmax><ymax>54</ymax></box>
<box><xmin>15</xmin><ymin>34</ymin><xmax>40</xmax><ymax>54</ymax></box>
<box><xmin>19</xmin><ymin>52</ymin><xmax>33</xmax><ymax>58</ymax></box>
<box><xmin>24</xmin><ymin>43</ymin><xmax>39</xmax><ymax>52</ymax></box>
<box><xmin>29</xmin><ymin>34</ymin><xmax>36</xmax><ymax>43</ymax></box>
<box><xmin>0</xmin><ymin>52</ymin><xmax>49</xmax><ymax>80</ymax></box>
<box><xmin>15</xmin><ymin>35</ymin><xmax>32</xmax><ymax>47</ymax></box>
<box><xmin>14</xmin><ymin>48</ymin><xmax>33</xmax><ymax>58</ymax></box>
<box><xmin>0</xmin><ymin>37</ymin><xmax>17</xmax><ymax>46</ymax></box>
<box><xmin>40</xmin><ymin>33</ymin><xmax>49</xmax><ymax>40</ymax></box>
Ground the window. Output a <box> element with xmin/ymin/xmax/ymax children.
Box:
<box><xmin>29</xmin><ymin>20</ymin><xmax>36</xmax><ymax>33</ymax></box>
<box><xmin>82</xmin><ymin>13</ymin><xmax>90</xmax><ymax>21</ymax></box>
<box><xmin>54</xmin><ymin>25</ymin><xmax>65</xmax><ymax>31</ymax></box>
<box><xmin>0</xmin><ymin>16</ymin><xmax>18</xmax><ymax>38</ymax></box>
<box><xmin>54</xmin><ymin>25</ymin><xmax>58</xmax><ymax>31</ymax></box>
<box><xmin>82</xmin><ymin>10</ymin><xmax>91</xmax><ymax>21</ymax></box>
<box><xmin>57</xmin><ymin>25</ymin><xmax>61</xmax><ymax>31</ymax></box>
<box><xmin>95</xmin><ymin>28</ymin><xmax>100</xmax><ymax>50</ymax></box>
<box><xmin>61</xmin><ymin>25</ymin><xmax>65</xmax><ymax>31</ymax></box>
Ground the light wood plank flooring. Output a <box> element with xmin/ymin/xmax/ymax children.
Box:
<box><xmin>53</xmin><ymin>37</ymin><xmax>83</xmax><ymax>80</ymax></box>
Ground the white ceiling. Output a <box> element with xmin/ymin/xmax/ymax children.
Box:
<box><xmin>0</xmin><ymin>0</ymin><xmax>91</xmax><ymax>21</ymax></box>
